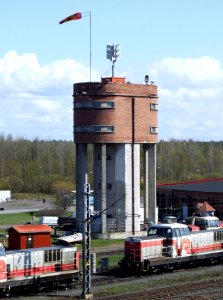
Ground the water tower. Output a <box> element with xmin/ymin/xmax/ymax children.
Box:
<box><xmin>73</xmin><ymin>46</ymin><xmax>158</xmax><ymax>238</ymax></box>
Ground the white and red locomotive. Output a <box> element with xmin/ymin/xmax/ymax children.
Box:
<box><xmin>120</xmin><ymin>220</ymin><xmax>223</xmax><ymax>273</ymax></box>
<box><xmin>0</xmin><ymin>244</ymin><xmax>80</xmax><ymax>296</ymax></box>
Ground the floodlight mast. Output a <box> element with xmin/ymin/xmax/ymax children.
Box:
<box><xmin>106</xmin><ymin>44</ymin><xmax>120</xmax><ymax>77</ymax></box>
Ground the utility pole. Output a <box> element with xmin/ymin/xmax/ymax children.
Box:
<box><xmin>81</xmin><ymin>178</ymin><xmax>93</xmax><ymax>299</ymax></box>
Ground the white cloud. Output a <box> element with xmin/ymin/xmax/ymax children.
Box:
<box><xmin>150</xmin><ymin>56</ymin><xmax>223</xmax><ymax>88</ymax></box>
<box><xmin>148</xmin><ymin>56</ymin><xmax>223</xmax><ymax>141</ymax></box>
<box><xmin>0</xmin><ymin>50</ymin><xmax>100</xmax><ymax>140</ymax></box>
<box><xmin>1</xmin><ymin>51</ymin><xmax>223</xmax><ymax>141</ymax></box>
<box><xmin>32</xmin><ymin>99</ymin><xmax>61</xmax><ymax>113</ymax></box>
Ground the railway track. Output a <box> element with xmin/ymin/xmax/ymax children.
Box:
<box><xmin>7</xmin><ymin>266</ymin><xmax>223</xmax><ymax>299</ymax></box>
<box><xmin>5</xmin><ymin>256</ymin><xmax>223</xmax><ymax>299</ymax></box>
<box><xmin>40</xmin><ymin>264</ymin><xmax>222</xmax><ymax>300</ymax></box>
<box><xmin>93</xmin><ymin>273</ymin><xmax>223</xmax><ymax>300</ymax></box>
<box><xmin>91</xmin><ymin>268</ymin><xmax>223</xmax><ymax>300</ymax></box>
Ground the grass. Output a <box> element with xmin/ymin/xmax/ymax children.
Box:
<box><xmin>14</xmin><ymin>193</ymin><xmax>56</xmax><ymax>201</ymax></box>
<box><xmin>92</xmin><ymin>266</ymin><xmax>223</xmax><ymax>298</ymax></box>
<box><xmin>76</xmin><ymin>239</ymin><xmax>124</xmax><ymax>268</ymax></box>
<box><xmin>0</xmin><ymin>212</ymin><xmax>32</xmax><ymax>225</ymax></box>
<box><xmin>91</xmin><ymin>239</ymin><xmax>123</xmax><ymax>248</ymax></box>
<box><xmin>0</xmin><ymin>209</ymin><xmax>124</xmax><ymax>270</ymax></box>
<box><xmin>102</xmin><ymin>253</ymin><xmax>123</xmax><ymax>268</ymax></box>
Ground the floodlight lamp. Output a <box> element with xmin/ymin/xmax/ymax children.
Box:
<box><xmin>106</xmin><ymin>44</ymin><xmax>114</xmax><ymax>61</ymax></box>
<box><xmin>145</xmin><ymin>75</ymin><xmax>149</xmax><ymax>84</ymax></box>
<box><xmin>114</xmin><ymin>44</ymin><xmax>121</xmax><ymax>60</ymax></box>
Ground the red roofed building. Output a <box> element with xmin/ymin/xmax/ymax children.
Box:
<box><xmin>196</xmin><ymin>201</ymin><xmax>215</xmax><ymax>215</ymax></box>
<box><xmin>8</xmin><ymin>224</ymin><xmax>52</xmax><ymax>250</ymax></box>
<box><xmin>157</xmin><ymin>178</ymin><xmax>223</xmax><ymax>220</ymax></box>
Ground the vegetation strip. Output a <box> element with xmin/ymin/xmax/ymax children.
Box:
<box><xmin>92</xmin><ymin>267</ymin><xmax>223</xmax><ymax>298</ymax></box>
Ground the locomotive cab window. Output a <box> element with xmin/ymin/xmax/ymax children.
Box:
<box><xmin>148</xmin><ymin>227</ymin><xmax>172</xmax><ymax>238</ymax></box>
<box><xmin>172</xmin><ymin>228</ymin><xmax>181</xmax><ymax>238</ymax></box>
<box><xmin>180</xmin><ymin>227</ymin><xmax>190</xmax><ymax>235</ymax></box>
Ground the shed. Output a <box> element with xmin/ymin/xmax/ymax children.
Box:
<box><xmin>8</xmin><ymin>224</ymin><xmax>52</xmax><ymax>250</ymax></box>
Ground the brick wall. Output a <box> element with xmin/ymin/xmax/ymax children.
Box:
<box><xmin>73</xmin><ymin>77</ymin><xmax>158</xmax><ymax>144</ymax></box>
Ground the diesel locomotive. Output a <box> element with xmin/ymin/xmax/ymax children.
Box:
<box><xmin>0</xmin><ymin>244</ymin><xmax>80</xmax><ymax>296</ymax></box>
<box><xmin>119</xmin><ymin>216</ymin><xmax>223</xmax><ymax>273</ymax></box>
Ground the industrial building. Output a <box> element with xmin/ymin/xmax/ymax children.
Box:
<box><xmin>157</xmin><ymin>178</ymin><xmax>223</xmax><ymax>220</ymax></box>
<box><xmin>73</xmin><ymin>76</ymin><xmax>158</xmax><ymax>238</ymax></box>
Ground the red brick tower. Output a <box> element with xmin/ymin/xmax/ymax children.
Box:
<box><xmin>73</xmin><ymin>76</ymin><xmax>158</xmax><ymax>237</ymax></box>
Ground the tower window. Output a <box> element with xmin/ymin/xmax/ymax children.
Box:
<box><xmin>74</xmin><ymin>125</ymin><xmax>115</xmax><ymax>133</ymax></box>
<box><xmin>150</xmin><ymin>103</ymin><xmax>158</xmax><ymax>111</ymax></box>
<box><xmin>150</xmin><ymin>126</ymin><xmax>158</xmax><ymax>134</ymax></box>
<box><xmin>74</xmin><ymin>101</ymin><xmax>115</xmax><ymax>109</ymax></box>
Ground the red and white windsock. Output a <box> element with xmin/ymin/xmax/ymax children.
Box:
<box><xmin>59</xmin><ymin>12</ymin><xmax>82</xmax><ymax>24</ymax></box>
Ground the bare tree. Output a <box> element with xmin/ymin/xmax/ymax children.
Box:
<box><xmin>56</xmin><ymin>191</ymin><xmax>73</xmax><ymax>214</ymax></box>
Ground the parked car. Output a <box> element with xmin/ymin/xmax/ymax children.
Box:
<box><xmin>160</xmin><ymin>215</ymin><xmax>177</xmax><ymax>223</ymax></box>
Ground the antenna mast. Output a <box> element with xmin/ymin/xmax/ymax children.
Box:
<box><xmin>106</xmin><ymin>44</ymin><xmax>121</xmax><ymax>77</ymax></box>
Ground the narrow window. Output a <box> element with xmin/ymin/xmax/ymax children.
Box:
<box><xmin>150</xmin><ymin>103</ymin><xmax>158</xmax><ymax>111</ymax></box>
<box><xmin>150</xmin><ymin>126</ymin><xmax>158</xmax><ymax>134</ymax></box>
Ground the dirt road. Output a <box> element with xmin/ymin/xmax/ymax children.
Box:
<box><xmin>0</xmin><ymin>199</ymin><xmax>56</xmax><ymax>214</ymax></box>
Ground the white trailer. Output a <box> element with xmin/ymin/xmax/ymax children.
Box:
<box><xmin>38</xmin><ymin>216</ymin><xmax>58</xmax><ymax>226</ymax></box>
<box><xmin>0</xmin><ymin>190</ymin><xmax>11</xmax><ymax>203</ymax></box>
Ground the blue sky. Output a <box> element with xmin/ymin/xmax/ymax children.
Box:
<box><xmin>1</xmin><ymin>0</ymin><xmax>223</xmax><ymax>141</ymax></box>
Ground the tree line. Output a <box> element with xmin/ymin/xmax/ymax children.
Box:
<box><xmin>157</xmin><ymin>139</ymin><xmax>223</xmax><ymax>183</ymax></box>
<box><xmin>0</xmin><ymin>135</ymin><xmax>75</xmax><ymax>194</ymax></box>
<box><xmin>1</xmin><ymin>135</ymin><xmax>223</xmax><ymax>194</ymax></box>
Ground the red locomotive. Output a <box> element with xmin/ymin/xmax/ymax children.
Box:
<box><xmin>120</xmin><ymin>216</ymin><xmax>223</xmax><ymax>273</ymax></box>
<box><xmin>0</xmin><ymin>244</ymin><xmax>80</xmax><ymax>296</ymax></box>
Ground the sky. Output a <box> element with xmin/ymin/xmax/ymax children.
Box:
<box><xmin>1</xmin><ymin>0</ymin><xmax>223</xmax><ymax>141</ymax></box>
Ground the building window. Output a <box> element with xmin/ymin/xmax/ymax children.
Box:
<box><xmin>74</xmin><ymin>101</ymin><xmax>115</xmax><ymax>109</ymax></box>
<box><xmin>150</xmin><ymin>126</ymin><xmax>158</xmax><ymax>134</ymax></box>
<box><xmin>74</xmin><ymin>125</ymin><xmax>114</xmax><ymax>133</ymax></box>
<box><xmin>150</xmin><ymin>103</ymin><xmax>158</xmax><ymax>111</ymax></box>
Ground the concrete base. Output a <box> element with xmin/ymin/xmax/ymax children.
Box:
<box><xmin>80</xmin><ymin>293</ymin><xmax>94</xmax><ymax>300</ymax></box>
<box><xmin>92</xmin><ymin>230</ymin><xmax>147</xmax><ymax>239</ymax></box>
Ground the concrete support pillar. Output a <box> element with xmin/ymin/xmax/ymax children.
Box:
<box><xmin>115</xmin><ymin>144</ymin><xmax>140</xmax><ymax>233</ymax></box>
<box><xmin>92</xmin><ymin>143</ymin><xmax>141</xmax><ymax>235</ymax></box>
<box><xmin>144</xmin><ymin>144</ymin><xmax>157</xmax><ymax>224</ymax></box>
<box><xmin>92</xmin><ymin>144</ymin><xmax>107</xmax><ymax>234</ymax></box>
<box><xmin>76</xmin><ymin>143</ymin><xmax>88</xmax><ymax>232</ymax></box>
<box><xmin>115</xmin><ymin>144</ymin><xmax>128</xmax><ymax>232</ymax></box>
<box><xmin>132</xmin><ymin>144</ymin><xmax>141</xmax><ymax>233</ymax></box>
<box><xmin>101</xmin><ymin>144</ymin><xmax>107</xmax><ymax>234</ymax></box>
